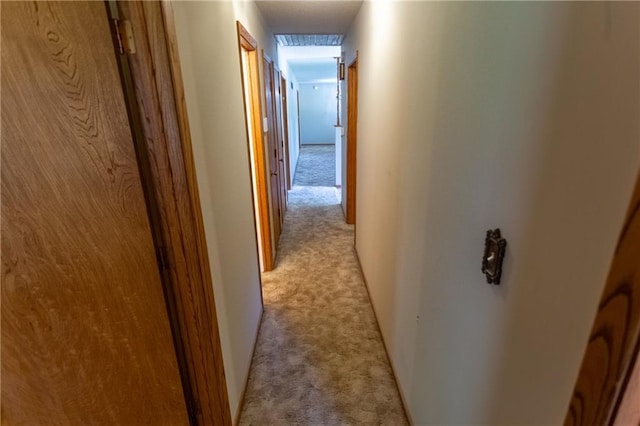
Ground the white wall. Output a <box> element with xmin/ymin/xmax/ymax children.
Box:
<box><xmin>277</xmin><ymin>49</ymin><xmax>301</xmax><ymax>187</ymax></box>
<box><xmin>171</xmin><ymin>1</ymin><xmax>275</xmax><ymax>420</ymax></box>
<box><xmin>342</xmin><ymin>2</ymin><xmax>639</xmax><ymax>424</ymax></box>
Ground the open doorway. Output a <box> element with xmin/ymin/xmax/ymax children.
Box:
<box><xmin>278</xmin><ymin>45</ymin><xmax>342</xmax><ymax>200</ymax></box>
<box><xmin>237</xmin><ymin>22</ymin><xmax>274</xmax><ymax>272</ymax></box>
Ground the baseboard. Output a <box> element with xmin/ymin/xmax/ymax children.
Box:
<box><xmin>353</xmin><ymin>247</ymin><xmax>415</xmax><ymax>426</ymax></box>
<box><xmin>234</xmin><ymin>306</ymin><xmax>265</xmax><ymax>425</ymax></box>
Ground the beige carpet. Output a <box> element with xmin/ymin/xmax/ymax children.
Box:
<box><xmin>238</xmin><ymin>186</ymin><xmax>408</xmax><ymax>425</ymax></box>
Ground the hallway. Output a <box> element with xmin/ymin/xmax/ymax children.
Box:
<box><xmin>239</xmin><ymin>150</ymin><xmax>406</xmax><ymax>424</ymax></box>
<box><xmin>170</xmin><ymin>2</ymin><xmax>640</xmax><ymax>424</ymax></box>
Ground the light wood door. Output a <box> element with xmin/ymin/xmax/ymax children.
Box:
<box><xmin>263</xmin><ymin>55</ymin><xmax>282</xmax><ymax>242</ymax></box>
<box><xmin>237</xmin><ymin>22</ymin><xmax>274</xmax><ymax>272</ymax></box>
<box><xmin>1</xmin><ymin>2</ymin><xmax>188</xmax><ymax>424</ymax></box>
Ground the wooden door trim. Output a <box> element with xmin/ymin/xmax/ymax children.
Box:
<box><xmin>115</xmin><ymin>2</ymin><xmax>231</xmax><ymax>424</ymax></box>
<box><xmin>236</xmin><ymin>21</ymin><xmax>274</xmax><ymax>272</ymax></box>
<box><xmin>346</xmin><ymin>55</ymin><xmax>358</xmax><ymax>225</ymax></box>
<box><xmin>273</xmin><ymin>66</ymin><xmax>288</xmax><ymax>216</ymax></box>
<box><xmin>281</xmin><ymin>75</ymin><xmax>292</xmax><ymax>190</ymax></box>
<box><xmin>565</xmin><ymin>171</ymin><xmax>640</xmax><ymax>425</ymax></box>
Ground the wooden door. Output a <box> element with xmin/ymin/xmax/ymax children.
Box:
<box><xmin>281</xmin><ymin>76</ymin><xmax>292</xmax><ymax>190</ymax></box>
<box><xmin>263</xmin><ymin>55</ymin><xmax>282</xmax><ymax>242</ymax></box>
<box><xmin>565</xmin><ymin>171</ymin><xmax>640</xmax><ymax>425</ymax></box>
<box><xmin>1</xmin><ymin>2</ymin><xmax>188</xmax><ymax>424</ymax></box>
<box><xmin>237</xmin><ymin>22</ymin><xmax>274</xmax><ymax>272</ymax></box>
<box><xmin>274</xmin><ymin>67</ymin><xmax>288</xmax><ymax>214</ymax></box>
<box><xmin>346</xmin><ymin>58</ymin><xmax>359</xmax><ymax>225</ymax></box>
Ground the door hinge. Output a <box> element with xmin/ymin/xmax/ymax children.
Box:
<box><xmin>156</xmin><ymin>246</ymin><xmax>170</xmax><ymax>271</ymax></box>
<box><xmin>111</xmin><ymin>18</ymin><xmax>136</xmax><ymax>55</ymax></box>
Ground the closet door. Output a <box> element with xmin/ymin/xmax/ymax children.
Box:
<box><xmin>1</xmin><ymin>2</ymin><xmax>188</xmax><ymax>423</ymax></box>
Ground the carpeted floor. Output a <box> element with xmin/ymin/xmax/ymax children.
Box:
<box><xmin>238</xmin><ymin>186</ymin><xmax>408</xmax><ymax>425</ymax></box>
<box><xmin>293</xmin><ymin>145</ymin><xmax>336</xmax><ymax>187</ymax></box>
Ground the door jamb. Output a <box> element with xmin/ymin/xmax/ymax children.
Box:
<box><xmin>565</xmin><ymin>171</ymin><xmax>640</xmax><ymax>425</ymax></box>
<box><xmin>237</xmin><ymin>22</ymin><xmax>274</xmax><ymax>272</ymax></box>
<box><xmin>281</xmin><ymin>75</ymin><xmax>292</xmax><ymax>190</ymax></box>
<box><xmin>346</xmin><ymin>54</ymin><xmax>359</xmax><ymax>225</ymax></box>
<box><xmin>113</xmin><ymin>1</ymin><xmax>232</xmax><ymax>424</ymax></box>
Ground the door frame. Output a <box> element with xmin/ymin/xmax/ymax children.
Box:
<box><xmin>236</xmin><ymin>22</ymin><xmax>274</xmax><ymax>273</ymax></box>
<box><xmin>346</xmin><ymin>55</ymin><xmax>359</xmax><ymax>225</ymax></box>
<box><xmin>112</xmin><ymin>2</ymin><xmax>231</xmax><ymax>424</ymax></box>
<box><xmin>565</xmin><ymin>171</ymin><xmax>640</xmax><ymax>425</ymax></box>
<box><xmin>280</xmin><ymin>75</ymin><xmax>292</xmax><ymax>190</ymax></box>
<box><xmin>273</xmin><ymin>66</ymin><xmax>288</xmax><ymax>214</ymax></box>
<box><xmin>263</xmin><ymin>53</ymin><xmax>283</xmax><ymax>243</ymax></box>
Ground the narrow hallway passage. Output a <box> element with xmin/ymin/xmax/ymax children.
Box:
<box><xmin>239</xmin><ymin>151</ymin><xmax>407</xmax><ymax>424</ymax></box>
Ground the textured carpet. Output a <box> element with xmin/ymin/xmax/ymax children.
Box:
<box><xmin>238</xmin><ymin>186</ymin><xmax>408</xmax><ymax>425</ymax></box>
<box><xmin>293</xmin><ymin>145</ymin><xmax>336</xmax><ymax>187</ymax></box>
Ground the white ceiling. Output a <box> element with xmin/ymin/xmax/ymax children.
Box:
<box><xmin>255</xmin><ymin>1</ymin><xmax>364</xmax><ymax>35</ymax></box>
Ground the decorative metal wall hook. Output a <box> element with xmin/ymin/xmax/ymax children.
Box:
<box><xmin>482</xmin><ymin>229</ymin><xmax>507</xmax><ymax>285</ymax></box>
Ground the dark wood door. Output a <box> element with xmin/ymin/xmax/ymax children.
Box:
<box><xmin>263</xmin><ymin>55</ymin><xmax>282</xmax><ymax>242</ymax></box>
<box><xmin>281</xmin><ymin>76</ymin><xmax>292</xmax><ymax>190</ymax></box>
<box><xmin>346</xmin><ymin>59</ymin><xmax>359</xmax><ymax>225</ymax></box>
<box><xmin>1</xmin><ymin>2</ymin><xmax>189</xmax><ymax>424</ymax></box>
<box><xmin>274</xmin><ymin>67</ymin><xmax>288</xmax><ymax>216</ymax></box>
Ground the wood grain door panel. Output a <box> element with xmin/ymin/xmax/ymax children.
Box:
<box><xmin>263</xmin><ymin>55</ymin><xmax>282</xmax><ymax>243</ymax></box>
<box><xmin>281</xmin><ymin>76</ymin><xmax>292</xmax><ymax>191</ymax></box>
<box><xmin>274</xmin><ymin>67</ymin><xmax>288</xmax><ymax>215</ymax></box>
<box><xmin>1</xmin><ymin>2</ymin><xmax>188</xmax><ymax>423</ymax></box>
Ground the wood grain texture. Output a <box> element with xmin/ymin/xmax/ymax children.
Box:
<box><xmin>237</xmin><ymin>22</ymin><xmax>274</xmax><ymax>272</ymax></box>
<box><xmin>273</xmin><ymin>67</ymin><xmax>288</xmax><ymax>216</ymax></box>
<box><xmin>0</xmin><ymin>2</ymin><xmax>188</xmax><ymax>423</ymax></box>
<box><xmin>263</xmin><ymin>54</ymin><xmax>282</xmax><ymax>244</ymax></box>
<box><xmin>346</xmin><ymin>58</ymin><xmax>358</xmax><ymax>225</ymax></box>
<box><xmin>565</xmin><ymin>171</ymin><xmax>640</xmax><ymax>426</ymax></box>
<box><xmin>117</xmin><ymin>2</ymin><xmax>232</xmax><ymax>424</ymax></box>
<box><xmin>238</xmin><ymin>22</ymin><xmax>257</xmax><ymax>50</ymax></box>
<box><xmin>281</xmin><ymin>76</ymin><xmax>292</xmax><ymax>191</ymax></box>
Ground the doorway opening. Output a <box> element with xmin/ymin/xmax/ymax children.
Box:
<box><xmin>237</xmin><ymin>22</ymin><xmax>274</xmax><ymax>272</ymax></box>
<box><xmin>278</xmin><ymin>45</ymin><xmax>342</xmax><ymax>202</ymax></box>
